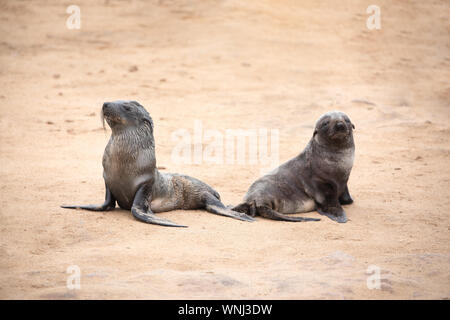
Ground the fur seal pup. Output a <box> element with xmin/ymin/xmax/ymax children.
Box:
<box><xmin>61</xmin><ymin>100</ymin><xmax>254</xmax><ymax>227</ymax></box>
<box><xmin>233</xmin><ymin>111</ymin><xmax>355</xmax><ymax>223</ymax></box>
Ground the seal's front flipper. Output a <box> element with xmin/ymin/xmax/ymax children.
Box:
<box><xmin>205</xmin><ymin>195</ymin><xmax>255</xmax><ymax>222</ymax></box>
<box><xmin>317</xmin><ymin>208</ymin><xmax>348</xmax><ymax>223</ymax></box>
<box><xmin>132</xmin><ymin>184</ymin><xmax>187</xmax><ymax>228</ymax></box>
<box><xmin>61</xmin><ymin>182</ymin><xmax>116</xmax><ymax>211</ymax></box>
<box><xmin>314</xmin><ymin>180</ymin><xmax>348</xmax><ymax>223</ymax></box>
<box><xmin>339</xmin><ymin>185</ymin><xmax>353</xmax><ymax>205</ymax></box>
<box><xmin>257</xmin><ymin>206</ymin><xmax>320</xmax><ymax>222</ymax></box>
<box><xmin>131</xmin><ymin>206</ymin><xmax>187</xmax><ymax>227</ymax></box>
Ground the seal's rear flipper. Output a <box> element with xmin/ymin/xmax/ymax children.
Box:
<box><xmin>131</xmin><ymin>206</ymin><xmax>187</xmax><ymax>227</ymax></box>
<box><xmin>206</xmin><ymin>204</ymin><xmax>255</xmax><ymax>222</ymax></box>
<box><xmin>232</xmin><ymin>201</ymin><xmax>259</xmax><ymax>217</ymax></box>
<box><xmin>61</xmin><ymin>204</ymin><xmax>115</xmax><ymax>211</ymax></box>
<box><xmin>205</xmin><ymin>195</ymin><xmax>255</xmax><ymax>222</ymax></box>
<box><xmin>317</xmin><ymin>208</ymin><xmax>347</xmax><ymax>223</ymax></box>
<box><xmin>231</xmin><ymin>203</ymin><xmax>248</xmax><ymax>213</ymax></box>
<box><xmin>257</xmin><ymin>206</ymin><xmax>320</xmax><ymax>222</ymax></box>
<box><xmin>61</xmin><ymin>183</ymin><xmax>116</xmax><ymax>212</ymax></box>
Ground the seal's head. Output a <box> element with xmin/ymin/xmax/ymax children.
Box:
<box><xmin>101</xmin><ymin>100</ymin><xmax>153</xmax><ymax>133</ymax></box>
<box><xmin>313</xmin><ymin>111</ymin><xmax>355</xmax><ymax>146</ymax></box>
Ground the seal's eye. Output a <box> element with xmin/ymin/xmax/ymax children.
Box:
<box><xmin>123</xmin><ymin>105</ymin><xmax>132</xmax><ymax>112</ymax></box>
<box><xmin>345</xmin><ymin>119</ymin><xmax>351</xmax><ymax>123</ymax></box>
<box><xmin>322</xmin><ymin>121</ymin><xmax>329</xmax><ymax>127</ymax></box>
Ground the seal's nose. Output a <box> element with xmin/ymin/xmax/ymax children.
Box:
<box><xmin>335</xmin><ymin>121</ymin><xmax>346</xmax><ymax>131</ymax></box>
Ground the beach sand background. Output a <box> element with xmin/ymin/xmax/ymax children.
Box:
<box><xmin>0</xmin><ymin>0</ymin><xmax>449</xmax><ymax>299</ymax></box>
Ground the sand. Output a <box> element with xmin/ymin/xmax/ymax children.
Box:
<box><xmin>0</xmin><ymin>0</ymin><xmax>449</xmax><ymax>299</ymax></box>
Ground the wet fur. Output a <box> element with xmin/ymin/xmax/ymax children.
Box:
<box><xmin>62</xmin><ymin>100</ymin><xmax>254</xmax><ymax>227</ymax></box>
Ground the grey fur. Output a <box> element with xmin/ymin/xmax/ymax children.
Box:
<box><xmin>62</xmin><ymin>100</ymin><xmax>254</xmax><ymax>227</ymax></box>
<box><xmin>232</xmin><ymin>111</ymin><xmax>355</xmax><ymax>223</ymax></box>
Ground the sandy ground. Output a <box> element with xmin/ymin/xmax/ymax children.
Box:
<box><xmin>0</xmin><ymin>0</ymin><xmax>449</xmax><ymax>299</ymax></box>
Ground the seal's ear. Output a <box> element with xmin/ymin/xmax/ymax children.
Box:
<box><xmin>313</xmin><ymin>129</ymin><xmax>317</xmax><ymax>137</ymax></box>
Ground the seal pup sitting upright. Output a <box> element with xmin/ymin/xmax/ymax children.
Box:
<box><xmin>62</xmin><ymin>100</ymin><xmax>254</xmax><ymax>227</ymax></box>
<box><xmin>233</xmin><ymin>111</ymin><xmax>355</xmax><ymax>223</ymax></box>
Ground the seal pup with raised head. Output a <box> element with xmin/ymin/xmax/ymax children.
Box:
<box><xmin>62</xmin><ymin>100</ymin><xmax>254</xmax><ymax>227</ymax></box>
<box><xmin>233</xmin><ymin>111</ymin><xmax>355</xmax><ymax>223</ymax></box>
